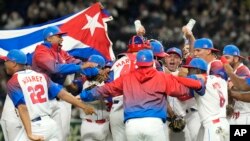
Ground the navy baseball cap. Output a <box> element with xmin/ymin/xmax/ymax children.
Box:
<box><xmin>194</xmin><ymin>38</ymin><xmax>219</xmax><ymax>52</ymax></box>
<box><xmin>166</xmin><ymin>47</ymin><xmax>182</xmax><ymax>58</ymax></box>
<box><xmin>0</xmin><ymin>49</ymin><xmax>27</xmax><ymax>65</ymax></box>
<box><xmin>182</xmin><ymin>58</ymin><xmax>208</xmax><ymax>71</ymax></box>
<box><xmin>223</xmin><ymin>45</ymin><xmax>244</xmax><ymax>59</ymax></box>
<box><xmin>136</xmin><ymin>49</ymin><xmax>153</xmax><ymax>67</ymax></box>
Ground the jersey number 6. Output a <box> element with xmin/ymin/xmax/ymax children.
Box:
<box><xmin>212</xmin><ymin>82</ymin><xmax>225</xmax><ymax>107</ymax></box>
<box><xmin>28</xmin><ymin>84</ymin><xmax>47</xmax><ymax>104</ymax></box>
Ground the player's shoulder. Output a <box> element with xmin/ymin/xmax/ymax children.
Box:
<box><xmin>7</xmin><ymin>73</ymin><xmax>19</xmax><ymax>89</ymax></box>
<box><xmin>236</xmin><ymin>64</ymin><xmax>250</xmax><ymax>77</ymax></box>
<box><xmin>112</xmin><ymin>55</ymin><xmax>130</xmax><ymax>69</ymax></box>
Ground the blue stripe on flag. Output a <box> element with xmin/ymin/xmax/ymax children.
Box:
<box><xmin>0</xmin><ymin>29</ymin><xmax>44</xmax><ymax>50</ymax></box>
<box><xmin>68</xmin><ymin>48</ymin><xmax>108</xmax><ymax>61</ymax></box>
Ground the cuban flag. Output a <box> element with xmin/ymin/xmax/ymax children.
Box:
<box><xmin>0</xmin><ymin>2</ymin><xmax>115</xmax><ymax>61</ymax></box>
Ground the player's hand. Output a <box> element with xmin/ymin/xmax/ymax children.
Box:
<box><xmin>136</xmin><ymin>26</ymin><xmax>146</xmax><ymax>36</ymax></box>
<box><xmin>81</xmin><ymin>62</ymin><xmax>98</xmax><ymax>69</ymax></box>
<box><xmin>182</xmin><ymin>26</ymin><xmax>193</xmax><ymax>39</ymax></box>
<box><xmin>178</xmin><ymin>67</ymin><xmax>188</xmax><ymax>77</ymax></box>
<box><xmin>96</xmin><ymin>69</ymin><xmax>109</xmax><ymax>82</ymax></box>
<box><xmin>28</xmin><ymin>134</ymin><xmax>45</xmax><ymax>141</ymax></box>
<box><xmin>83</xmin><ymin>105</ymin><xmax>96</xmax><ymax>115</ymax></box>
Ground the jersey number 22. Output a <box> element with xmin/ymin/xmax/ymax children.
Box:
<box><xmin>28</xmin><ymin>84</ymin><xmax>47</xmax><ymax>104</ymax></box>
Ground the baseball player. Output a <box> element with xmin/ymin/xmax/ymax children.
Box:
<box><xmin>222</xmin><ymin>57</ymin><xmax>250</xmax><ymax>91</ymax></box>
<box><xmin>32</xmin><ymin>26</ymin><xmax>97</xmax><ymax>140</ymax></box>
<box><xmin>222</xmin><ymin>45</ymin><xmax>250</xmax><ymax>124</ymax></box>
<box><xmin>107</xmin><ymin>35</ymin><xmax>151</xmax><ymax>141</ymax></box>
<box><xmin>0</xmin><ymin>95</ymin><xmax>22</xmax><ymax>141</ymax></box>
<box><xmin>193</xmin><ymin>38</ymin><xmax>228</xmax><ymax>120</ymax></box>
<box><xmin>182</xmin><ymin>57</ymin><xmax>229</xmax><ymax>141</ymax></box>
<box><xmin>150</xmin><ymin>39</ymin><xmax>168</xmax><ymax>71</ymax></box>
<box><xmin>165</xmin><ymin>47</ymin><xmax>200</xmax><ymax>141</ymax></box>
<box><xmin>80</xmin><ymin>49</ymin><xmax>203</xmax><ymax>141</ymax></box>
<box><xmin>0</xmin><ymin>58</ymin><xmax>22</xmax><ymax>141</ymax></box>
<box><xmin>80</xmin><ymin>55</ymin><xmax>112</xmax><ymax>141</ymax></box>
<box><xmin>1</xmin><ymin>49</ymin><xmax>95</xmax><ymax>141</ymax></box>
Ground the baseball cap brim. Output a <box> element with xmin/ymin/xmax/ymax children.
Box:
<box><xmin>56</xmin><ymin>32</ymin><xmax>67</xmax><ymax>36</ymax></box>
<box><xmin>210</xmin><ymin>48</ymin><xmax>220</xmax><ymax>52</ymax></box>
<box><xmin>182</xmin><ymin>65</ymin><xmax>195</xmax><ymax>69</ymax></box>
<box><xmin>166</xmin><ymin>51</ymin><xmax>182</xmax><ymax>58</ymax></box>
<box><xmin>155</xmin><ymin>52</ymin><xmax>169</xmax><ymax>58</ymax></box>
<box><xmin>136</xmin><ymin>62</ymin><xmax>153</xmax><ymax>67</ymax></box>
<box><xmin>223</xmin><ymin>54</ymin><xmax>245</xmax><ymax>59</ymax></box>
<box><xmin>0</xmin><ymin>56</ymin><xmax>8</xmax><ymax>61</ymax></box>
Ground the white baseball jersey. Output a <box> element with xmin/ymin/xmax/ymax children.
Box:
<box><xmin>80</xmin><ymin>80</ymin><xmax>111</xmax><ymax>141</ymax></box>
<box><xmin>195</xmin><ymin>75</ymin><xmax>228</xmax><ymax>123</ymax></box>
<box><xmin>8</xmin><ymin>70</ymin><xmax>53</xmax><ymax>119</ymax></box>
<box><xmin>7</xmin><ymin>69</ymin><xmax>62</xmax><ymax>141</ymax></box>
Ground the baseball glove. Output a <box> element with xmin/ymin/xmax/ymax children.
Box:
<box><xmin>168</xmin><ymin>116</ymin><xmax>186</xmax><ymax>133</ymax></box>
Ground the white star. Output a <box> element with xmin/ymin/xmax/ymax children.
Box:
<box><xmin>82</xmin><ymin>12</ymin><xmax>104</xmax><ymax>36</ymax></box>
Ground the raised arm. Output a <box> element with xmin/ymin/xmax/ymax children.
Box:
<box><xmin>221</xmin><ymin>56</ymin><xmax>250</xmax><ymax>91</ymax></box>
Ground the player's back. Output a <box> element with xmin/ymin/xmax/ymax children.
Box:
<box><xmin>195</xmin><ymin>75</ymin><xmax>228</xmax><ymax>123</ymax></box>
<box><xmin>16</xmin><ymin>70</ymin><xmax>52</xmax><ymax>120</ymax></box>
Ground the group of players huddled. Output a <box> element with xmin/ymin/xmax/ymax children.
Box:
<box><xmin>1</xmin><ymin>18</ymin><xmax>250</xmax><ymax>141</ymax></box>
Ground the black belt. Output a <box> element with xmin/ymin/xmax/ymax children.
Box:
<box><xmin>113</xmin><ymin>100</ymin><xmax>119</xmax><ymax>104</ymax></box>
<box><xmin>186</xmin><ymin>108</ymin><xmax>197</xmax><ymax>113</ymax></box>
<box><xmin>31</xmin><ymin>115</ymin><xmax>48</xmax><ymax>122</ymax></box>
<box><xmin>32</xmin><ymin>117</ymin><xmax>42</xmax><ymax>122</ymax></box>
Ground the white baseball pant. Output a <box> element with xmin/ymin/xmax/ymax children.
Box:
<box><xmin>196</xmin><ymin>118</ymin><xmax>229</xmax><ymax>141</ymax></box>
<box><xmin>81</xmin><ymin>119</ymin><xmax>111</xmax><ymax>141</ymax></box>
<box><xmin>0</xmin><ymin>95</ymin><xmax>22</xmax><ymax>141</ymax></box>
<box><xmin>125</xmin><ymin>117</ymin><xmax>168</xmax><ymax>141</ymax></box>
<box><xmin>109</xmin><ymin>96</ymin><xmax>127</xmax><ymax>141</ymax></box>
<box><xmin>14</xmin><ymin>116</ymin><xmax>59</xmax><ymax>141</ymax></box>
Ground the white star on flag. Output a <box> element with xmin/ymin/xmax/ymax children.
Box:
<box><xmin>82</xmin><ymin>12</ymin><xmax>104</xmax><ymax>36</ymax></box>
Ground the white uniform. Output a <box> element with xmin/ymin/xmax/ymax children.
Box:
<box><xmin>0</xmin><ymin>95</ymin><xmax>22</xmax><ymax>141</ymax></box>
<box><xmin>168</xmin><ymin>71</ymin><xmax>200</xmax><ymax>141</ymax></box>
<box><xmin>80</xmin><ymin>80</ymin><xmax>112</xmax><ymax>141</ymax></box>
<box><xmin>7</xmin><ymin>70</ymin><xmax>59</xmax><ymax>141</ymax></box>
<box><xmin>195</xmin><ymin>75</ymin><xmax>229</xmax><ymax>141</ymax></box>
<box><xmin>229</xmin><ymin>63</ymin><xmax>250</xmax><ymax>124</ymax></box>
<box><xmin>109</xmin><ymin>54</ymin><xmax>137</xmax><ymax>141</ymax></box>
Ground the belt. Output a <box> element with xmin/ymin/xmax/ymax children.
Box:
<box><xmin>32</xmin><ymin>117</ymin><xmax>42</xmax><ymax>122</ymax></box>
<box><xmin>212</xmin><ymin>118</ymin><xmax>220</xmax><ymax>124</ymax></box>
<box><xmin>113</xmin><ymin>100</ymin><xmax>119</xmax><ymax>104</ymax></box>
<box><xmin>186</xmin><ymin>108</ymin><xmax>197</xmax><ymax>113</ymax></box>
<box><xmin>31</xmin><ymin>115</ymin><xmax>48</xmax><ymax>122</ymax></box>
<box><xmin>85</xmin><ymin>119</ymin><xmax>107</xmax><ymax>124</ymax></box>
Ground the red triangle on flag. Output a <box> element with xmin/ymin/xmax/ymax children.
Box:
<box><xmin>61</xmin><ymin>3</ymin><xmax>112</xmax><ymax>60</ymax></box>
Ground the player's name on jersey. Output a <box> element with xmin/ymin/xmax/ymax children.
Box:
<box><xmin>230</xmin><ymin>125</ymin><xmax>250</xmax><ymax>141</ymax></box>
<box><xmin>115</xmin><ymin>58</ymin><xmax>130</xmax><ymax>67</ymax></box>
<box><xmin>22</xmin><ymin>75</ymin><xmax>43</xmax><ymax>85</ymax></box>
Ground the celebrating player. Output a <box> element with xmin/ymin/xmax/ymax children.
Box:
<box><xmin>1</xmin><ymin>49</ymin><xmax>95</xmax><ymax>141</ymax></box>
